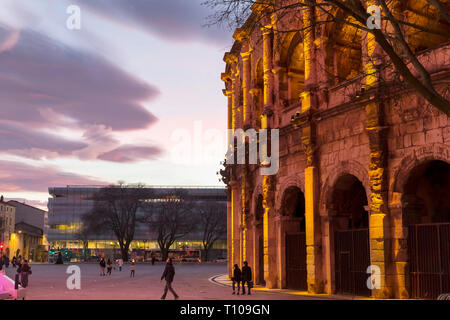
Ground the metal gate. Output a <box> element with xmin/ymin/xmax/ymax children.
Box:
<box><xmin>334</xmin><ymin>229</ymin><xmax>371</xmax><ymax>296</ymax></box>
<box><xmin>286</xmin><ymin>233</ymin><xmax>307</xmax><ymax>290</ymax></box>
<box><xmin>408</xmin><ymin>223</ymin><xmax>450</xmax><ymax>299</ymax></box>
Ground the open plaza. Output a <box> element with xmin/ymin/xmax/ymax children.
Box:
<box><xmin>1</xmin><ymin>262</ymin><xmax>334</xmax><ymax>300</ymax></box>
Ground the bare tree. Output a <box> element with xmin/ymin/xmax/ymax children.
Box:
<box><xmin>76</xmin><ymin>220</ymin><xmax>94</xmax><ymax>261</ymax></box>
<box><xmin>83</xmin><ymin>183</ymin><xmax>152</xmax><ymax>261</ymax></box>
<box><xmin>142</xmin><ymin>190</ymin><xmax>196</xmax><ymax>261</ymax></box>
<box><xmin>203</xmin><ymin>0</ymin><xmax>450</xmax><ymax>115</ymax></box>
<box><xmin>198</xmin><ymin>203</ymin><xmax>227</xmax><ymax>261</ymax></box>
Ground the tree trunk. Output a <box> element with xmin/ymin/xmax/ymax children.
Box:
<box><xmin>120</xmin><ymin>245</ymin><xmax>129</xmax><ymax>261</ymax></box>
<box><xmin>161</xmin><ymin>247</ymin><xmax>169</xmax><ymax>261</ymax></box>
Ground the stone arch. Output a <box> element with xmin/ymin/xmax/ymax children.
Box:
<box><xmin>391</xmin><ymin>143</ymin><xmax>450</xmax><ymax>196</ymax></box>
<box><xmin>277</xmin><ymin>31</ymin><xmax>305</xmax><ymax>103</ymax></box>
<box><xmin>404</xmin><ymin>0</ymin><xmax>450</xmax><ymax>53</ymax></box>
<box><xmin>276</xmin><ymin>174</ymin><xmax>305</xmax><ymax>212</ymax></box>
<box><xmin>324</xmin><ymin>8</ymin><xmax>363</xmax><ymax>83</ymax></box>
<box><xmin>320</xmin><ymin>160</ymin><xmax>370</xmax><ymax>213</ymax></box>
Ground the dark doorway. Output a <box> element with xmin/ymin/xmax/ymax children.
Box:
<box><xmin>283</xmin><ymin>186</ymin><xmax>307</xmax><ymax>290</ymax></box>
<box><xmin>332</xmin><ymin>174</ymin><xmax>370</xmax><ymax>296</ymax></box>
<box><xmin>403</xmin><ymin>160</ymin><xmax>450</xmax><ymax>299</ymax></box>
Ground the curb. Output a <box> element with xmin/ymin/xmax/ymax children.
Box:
<box><xmin>209</xmin><ymin>274</ymin><xmax>366</xmax><ymax>300</ymax></box>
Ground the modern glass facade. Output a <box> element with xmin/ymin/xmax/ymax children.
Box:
<box><xmin>47</xmin><ymin>186</ymin><xmax>227</xmax><ymax>252</ymax></box>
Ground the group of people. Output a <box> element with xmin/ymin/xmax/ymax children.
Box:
<box><xmin>98</xmin><ymin>257</ymin><xmax>137</xmax><ymax>278</ymax></box>
<box><xmin>0</xmin><ymin>254</ymin><xmax>32</xmax><ymax>288</ymax></box>
<box><xmin>98</xmin><ymin>256</ymin><xmax>179</xmax><ymax>299</ymax></box>
<box><xmin>232</xmin><ymin>261</ymin><xmax>253</xmax><ymax>295</ymax></box>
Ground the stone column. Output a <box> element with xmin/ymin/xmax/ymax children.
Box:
<box><xmin>241</xmin><ymin>49</ymin><xmax>252</xmax><ymax>128</ymax></box>
<box><xmin>262</xmin><ymin>174</ymin><xmax>278</xmax><ymax>288</ymax></box>
<box><xmin>230</xmin><ymin>181</ymin><xmax>241</xmax><ymax>270</ymax></box>
<box><xmin>226</xmin><ymin>187</ymin><xmax>233</xmax><ymax>277</ymax></box>
<box><xmin>241</xmin><ymin>170</ymin><xmax>247</xmax><ymax>264</ymax></box>
<box><xmin>262</xmin><ymin>25</ymin><xmax>273</xmax><ymax>108</ymax></box>
<box><xmin>298</xmin><ymin>3</ymin><xmax>323</xmax><ymax>294</ymax></box>
<box><xmin>363</xmin><ymin>2</ymin><xmax>392</xmax><ymax>297</ymax></box>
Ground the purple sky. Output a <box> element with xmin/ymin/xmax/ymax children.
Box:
<box><xmin>0</xmin><ymin>0</ymin><xmax>232</xmax><ymax>208</ymax></box>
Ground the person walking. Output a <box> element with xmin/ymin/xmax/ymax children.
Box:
<box><xmin>99</xmin><ymin>257</ymin><xmax>106</xmax><ymax>276</ymax></box>
<box><xmin>241</xmin><ymin>261</ymin><xmax>252</xmax><ymax>295</ymax></box>
<box><xmin>232</xmin><ymin>264</ymin><xmax>242</xmax><ymax>295</ymax></box>
<box><xmin>151</xmin><ymin>255</ymin><xmax>156</xmax><ymax>266</ymax></box>
<box><xmin>107</xmin><ymin>258</ymin><xmax>113</xmax><ymax>276</ymax></box>
<box><xmin>160</xmin><ymin>258</ymin><xmax>179</xmax><ymax>300</ymax></box>
<box><xmin>4</xmin><ymin>255</ymin><xmax>9</xmax><ymax>268</ymax></box>
<box><xmin>11</xmin><ymin>256</ymin><xmax>17</xmax><ymax>268</ymax></box>
<box><xmin>118</xmin><ymin>258</ymin><xmax>123</xmax><ymax>271</ymax></box>
<box><xmin>17</xmin><ymin>259</ymin><xmax>32</xmax><ymax>288</ymax></box>
<box><xmin>130</xmin><ymin>260</ymin><xmax>135</xmax><ymax>278</ymax></box>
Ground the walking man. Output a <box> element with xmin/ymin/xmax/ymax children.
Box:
<box><xmin>118</xmin><ymin>258</ymin><xmax>123</xmax><ymax>272</ymax></box>
<box><xmin>160</xmin><ymin>258</ymin><xmax>179</xmax><ymax>300</ymax></box>
<box><xmin>241</xmin><ymin>261</ymin><xmax>252</xmax><ymax>295</ymax></box>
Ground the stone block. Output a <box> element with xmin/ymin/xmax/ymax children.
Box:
<box><xmin>425</xmin><ymin>128</ymin><xmax>443</xmax><ymax>144</ymax></box>
<box><xmin>403</xmin><ymin>134</ymin><xmax>411</xmax><ymax>148</ymax></box>
<box><xmin>411</xmin><ymin>132</ymin><xmax>425</xmax><ymax>146</ymax></box>
<box><xmin>405</xmin><ymin>120</ymin><xmax>423</xmax><ymax>134</ymax></box>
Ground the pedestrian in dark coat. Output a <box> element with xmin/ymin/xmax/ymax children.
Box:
<box><xmin>151</xmin><ymin>255</ymin><xmax>156</xmax><ymax>265</ymax></box>
<box><xmin>232</xmin><ymin>264</ymin><xmax>242</xmax><ymax>295</ymax></box>
<box><xmin>99</xmin><ymin>257</ymin><xmax>106</xmax><ymax>276</ymax></box>
<box><xmin>241</xmin><ymin>261</ymin><xmax>253</xmax><ymax>295</ymax></box>
<box><xmin>4</xmin><ymin>255</ymin><xmax>9</xmax><ymax>268</ymax></box>
<box><xmin>107</xmin><ymin>258</ymin><xmax>113</xmax><ymax>275</ymax></box>
<box><xmin>160</xmin><ymin>258</ymin><xmax>179</xmax><ymax>300</ymax></box>
<box><xmin>12</xmin><ymin>256</ymin><xmax>17</xmax><ymax>268</ymax></box>
<box><xmin>17</xmin><ymin>259</ymin><xmax>32</xmax><ymax>288</ymax></box>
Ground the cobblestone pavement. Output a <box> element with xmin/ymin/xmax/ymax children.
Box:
<box><xmin>3</xmin><ymin>263</ymin><xmax>330</xmax><ymax>300</ymax></box>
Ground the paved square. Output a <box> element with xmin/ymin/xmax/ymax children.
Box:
<box><xmin>2</xmin><ymin>262</ymin><xmax>321</xmax><ymax>300</ymax></box>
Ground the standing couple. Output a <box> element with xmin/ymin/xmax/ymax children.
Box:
<box><xmin>232</xmin><ymin>261</ymin><xmax>252</xmax><ymax>295</ymax></box>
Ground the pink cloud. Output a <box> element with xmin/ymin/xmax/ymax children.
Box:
<box><xmin>0</xmin><ymin>160</ymin><xmax>108</xmax><ymax>193</ymax></box>
<box><xmin>98</xmin><ymin>145</ymin><xmax>162</xmax><ymax>163</ymax></box>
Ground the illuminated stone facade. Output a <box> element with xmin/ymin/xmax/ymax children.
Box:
<box><xmin>221</xmin><ymin>1</ymin><xmax>450</xmax><ymax>299</ymax></box>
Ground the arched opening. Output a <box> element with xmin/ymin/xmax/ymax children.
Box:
<box><xmin>329</xmin><ymin>174</ymin><xmax>370</xmax><ymax>296</ymax></box>
<box><xmin>279</xmin><ymin>32</ymin><xmax>305</xmax><ymax>105</ymax></box>
<box><xmin>254</xmin><ymin>59</ymin><xmax>264</xmax><ymax>128</ymax></box>
<box><xmin>282</xmin><ymin>186</ymin><xmax>307</xmax><ymax>290</ymax></box>
<box><xmin>254</xmin><ymin>194</ymin><xmax>265</xmax><ymax>285</ymax></box>
<box><xmin>402</xmin><ymin>160</ymin><xmax>450</xmax><ymax>299</ymax></box>
<box><xmin>405</xmin><ymin>0</ymin><xmax>450</xmax><ymax>53</ymax></box>
<box><xmin>326</xmin><ymin>12</ymin><xmax>363</xmax><ymax>83</ymax></box>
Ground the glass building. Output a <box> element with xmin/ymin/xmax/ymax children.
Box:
<box><xmin>47</xmin><ymin>186</ymin><xmax>227</xmax><ymax>261</ymax></box>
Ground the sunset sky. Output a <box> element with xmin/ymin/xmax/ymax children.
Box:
<box><xmin>0</xmin><ymin>0</ymin><xmax>232</xmax><ymax>208</ymax></box>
